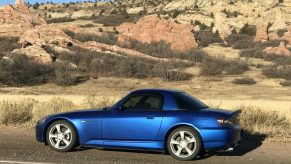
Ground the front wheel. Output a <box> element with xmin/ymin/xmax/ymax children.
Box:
<box><xmin>167</xmin><ymin>127</ymin><xmax>202</xmax><ymax>160</ymax></box>
<box><xmin>46</xmin><ymin>120</ymin><xmax>77</xmax><ymax>152</ymax></box>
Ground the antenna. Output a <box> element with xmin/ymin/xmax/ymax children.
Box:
<box><xmin>216</xmin><ymin>100</ymin><xmax>222</xmax><ymax>109</ymax></box>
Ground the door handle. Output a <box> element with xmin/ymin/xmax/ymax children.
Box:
<box><xmin>147</xmin><ymin>115</ymin><xmax>155</xmax><ymax>119</ymax></box>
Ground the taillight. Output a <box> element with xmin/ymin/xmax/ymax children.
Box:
<box><xmin>217</xmin><ymin>118</ymin><xmax>224</xmax><ymax>125</ymax></box>
<box><xmin>217</xmin><ymin>116</ymin><xmax>239</xmax><ymax>126</ymax></box>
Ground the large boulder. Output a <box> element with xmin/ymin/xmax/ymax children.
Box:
<box><xmin>116</xmin><ymin>15</ymin><xmax>198</xmax><ymax>52</ymax></box>
<box><xmin>19</xmin><ymin>24</ymin><xmax>74</xmax><ymax>47</ymax></box>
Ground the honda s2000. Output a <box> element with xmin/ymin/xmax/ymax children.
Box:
<box><xmin>36</xmin><ymin>89</ymin><xmax>241</xmax><ymax>160</ymax></box>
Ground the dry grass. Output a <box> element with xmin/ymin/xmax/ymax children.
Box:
<box><xmin>31</xmin><ymin>95</ymin><xmax>119</xmax><ymax>123</ymax></box>
<box><xmin>239</xmin><ymin>106</ymin><xmax>291</xmax><ymax>142</ymax></box>
<box><xmin>79</xmin><ymin>95</ymin><xmax>119</xmax><ymax>109</ymax></box>
<box><xmin>0</xmin><ymin>97</ymin><xmax>290</xmax><ymax>142</ymax></box>
<box><xmin>32</xmin><ymin>97</ymin><xmax>77</xmax><ymax>123</ymax></box>
<box><xmin>0</xmin><ymin>99</ymin><xmax>34</xmax><ymax>125</ymax></box>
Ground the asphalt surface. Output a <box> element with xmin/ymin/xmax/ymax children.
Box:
<box><xmin>0</xmin><ymin>127</ymin><xmax>291</xmax><ymax>164</ymax></box>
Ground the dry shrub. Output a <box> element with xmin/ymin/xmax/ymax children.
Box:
<box><xmin>0</xmin><ymin>36</ymin><xmax>21</xmax><ymax>57</ymax></box>
<box><xmin>239</xmin><ymin>106</ymin><xmax>291</xmax><ymax>141</ymax></box>
<box><xmin>225</xmin><ymin>33</ymin><xmax>254</xmax><ymax>49</ymax></box>
<box><xmin>262</xmin><ymin>65</ymin><xmax>291</xmax><ymax>80</ymax></box>
<box><xmin>80</xmin><ymin>95</ymin><xmax>119</xmax><ymax>109</ymax></box>
<box><xmin>47</xmin><ymin>17</ymin><xmax>76</xmax><ymax>23</ymax></box>
<box><xmin>200</xmin><ymin>56</ymin><xmax>249</xmax><ymax>76</ymax></box>
<box><xmin>64</xmin><ymin>29</ymin><xmax>117</xmax><ymax>45</ymax></box>
<box><xmin>195</xmin><ymin>30</ymin><xmax>223</xmax><ymax>47</ymax></box>
<box><xmin>120</xmin><ymin>39</ymin><xmax>206</xmax><ymax>62</ymax></box>
<box><xmin>0</xmin><ymin>54</ymin><xmax>54</xmax><ymax>86</ymax></box>
<box><xmin>232</xmin><ymin>77</ymin><xmax>256</xmax><ymax>85</ymax></box>
<box><xmin>280</xmin><ymin>80</ymin><xmax>291</xmax><ymax>87</ymax></box>
<box><xmin>32</xmin><ymin>97</ymin><xmax>77</xmax><ymax>123</ymax></box>
<box><xmin>0</xmin><ymin>100</ymin><xmax>34</xmax><ymax>125</ymax></box>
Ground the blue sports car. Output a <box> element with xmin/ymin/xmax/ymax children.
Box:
<box><xmin>36</xmin><ymin>89</ymin><xmax>242</xmax><ymax>160</ymax></box>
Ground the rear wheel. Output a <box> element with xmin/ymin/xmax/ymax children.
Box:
<box><xmin>167</xmin><ymin>127</ymin><xmax>201</xmax><ymax>160</ymax></box>
<box><xmin>46</xmin><ymin>120</ymin><xmax>77</xmax><ymax>152</ymax></box>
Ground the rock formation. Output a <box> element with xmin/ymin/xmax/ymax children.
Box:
<box><xmin>254</xmin><ymin>22</ymin><xmax>269</xmax><ymax>42</ymax></box>
<box><xmin>116</xmin><ymin>15</ymin><xmax>198</xmax><ymax>52</ymax></box>
<box><xmin>263</xmin><ymin>42</ymin><xmax>291</xmax><ymax>57</ymax></box>
<box><xmin>15</xmin><ymin>0</ymin><xmax>29</xmax><ymax>12</ymax></box>
<box><xmin>0</xmin><ymin>0</ymin><xmax>47</xmax><ymax>37</ymax></box>
<box><xmin>213</xmin><ymin>12</ymin><xmax>232</xmax><ymax>40</ymax></box>
<box><xmin>0</xmin><ymin>0</ymin><xmax>49</xmax><ymax>62</ymax></box>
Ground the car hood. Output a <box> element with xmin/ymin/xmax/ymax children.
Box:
<box><xmin>44</xmin><ymin>109</ymin><xmax>104</xmax><ymax>120</ymax></box>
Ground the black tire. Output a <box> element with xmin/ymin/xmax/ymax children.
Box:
<box><xmin>46</xmin><ymin>120</ymin><xmax>78</xmax><ymax>152</ymax></box>
<box><xmin>166</xmin><ymin>127</ymin><xmax>202</xmax><ymax>161</ymax></box>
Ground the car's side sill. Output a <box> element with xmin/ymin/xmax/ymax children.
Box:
<box><xmin>82</xmin><ymin>140</ymin><xmax>164</xmax><ymax>151</ymax></box>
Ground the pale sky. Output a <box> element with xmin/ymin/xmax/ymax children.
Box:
<box><xmin>0</xmin><ymin>0</ymin><xmax>105</xmax><ymax>6</ymax></box>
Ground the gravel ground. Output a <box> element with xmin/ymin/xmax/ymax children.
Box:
<box><xmin>0</xmin><ymin>127</ymin><xmax>291</xmax><ymax>164</ymax></box>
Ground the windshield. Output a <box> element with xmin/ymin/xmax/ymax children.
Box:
<box><xmin>174</xmin><ymin>92</ymin><xmax>209</xmax><ymax>110</ymax></box>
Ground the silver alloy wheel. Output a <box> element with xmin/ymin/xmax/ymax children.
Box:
<box><xmin>48</xmin><ymin>124</ymin><xmax>72</xmax><ymax>150</ymax></box>
<box><xmin>170</xmin><ymin>131</ymin><xmax>197</xmax><ymax>158</ymax></box>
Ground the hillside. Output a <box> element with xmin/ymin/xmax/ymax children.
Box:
<box><xmin>0</xmin><ymin>0</ymin><xmax>290</xmax><ymax>107</ymax></box>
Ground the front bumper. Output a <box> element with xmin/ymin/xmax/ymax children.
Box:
<box><xmin>35</xmin><ymin>123</ymin><xmax>46</xmax><ymax>143</ymax></box>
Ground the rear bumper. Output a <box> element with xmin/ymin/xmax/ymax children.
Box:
<box><xmin>201</xmin><ymin>125</ymin><xmax>242</xmax><ymax>150</ymax></box>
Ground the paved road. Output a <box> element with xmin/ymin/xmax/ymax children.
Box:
<box><xmin>0</xmin><ymin>127</ymin><xmax>291</xmax><ymax>164</ymax></box>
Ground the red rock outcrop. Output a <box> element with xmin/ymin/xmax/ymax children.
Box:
<box><xmin>116</xmin><ymin>15</ymin><xmax>198</xmax><ymax>52</ymax></box>
<box><xmin>19</xmin><ymin>24</ymin><xmax>74</xmax><ymax>47</ymax></box>
<box><xmin>84</xmin><ymin>41</ymin><xmax>192</xmax><ymax>64</ymax></box>
<box><xmin>254</xmin><ymin>22</ymin><xmax>269</xmax><ymax>42</ymax></box>
<box><xmin>15</xmin><ymin>0</ymin><xmax>29</xmax><ymax>12</ymax></box>
<box><xmin>0</xmin><ymin>1</ymin><xmax>47</xmax><ymax>37</ymax></box>
<box><xmin>263</xmin><ymin>42</ymin><xmax>291</xmax><ymax>56</ymax></box>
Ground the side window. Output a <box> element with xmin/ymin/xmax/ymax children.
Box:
<box><xmin>122</xmin><ymin>95</ymin><xmax>144</xmax><ymax>110</ymax></box>
<box><xmin>121</xmin><ymin>94</ymin><xmax>163</xmax><ymax>111</ymax></box>
<box><xmin>141</xmin><ymin>96</ymin><xmax>162</xmax><ymax>110</ymax></box>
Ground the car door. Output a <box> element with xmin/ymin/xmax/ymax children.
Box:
<box><xmin>102</xmin><ymin>93</ymin><xmax>163</xmax><ymax>142</ymax></box>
